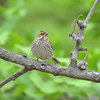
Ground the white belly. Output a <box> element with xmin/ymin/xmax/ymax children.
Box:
<box><xmin>32</xmin><ymin>43</ymin><xmax>53</xmax><ymax>60</ymax></box>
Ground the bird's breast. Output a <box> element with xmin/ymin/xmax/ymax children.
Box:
<box><xmin>32</xmin><ymin>40</ymin><xmax>53</xmax><ymax>60</ymax></box>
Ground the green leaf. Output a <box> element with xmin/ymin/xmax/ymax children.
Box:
<box><xmin>0</xmin><ymin>31</ymin><xmax>10</xmax><ymax>45</ymax></box>
<box><xmin>57</xmin><ymin>58</ymin><xmax>69</xmax><ymax>66</ymax></box>
<box><xmin>88</xmin><ymin>53</ymin><xmax>100</xmax><ymax>71</ymax></box>
<box><xmin>13</xmin><ymin>85</ymin><xmax>27</xmax><ymax>94</ymax></box>
<box><xmin>0</xmin><ymin>82</ymin><xmax>15</xmax><ymax>93</ymax></box>
<box><xmin>29</xmin><ymin>71</ymin><xmax>59</xmax><ymax>94</ymax></box>
<box><xmin>65</xmin><ymin>79</ymin><xmax>91</xmax><ymax>87</ymax></box>
<box><xmin>15</xmin><ymin>44</ymin><xmax>32</xmax><ymax>56</ymax></box>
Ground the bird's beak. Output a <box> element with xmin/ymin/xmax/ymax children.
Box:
<box><xmin>45</xmin><ymin>32</ymin><xmax>48</xmax><ymax>36</ymax></box>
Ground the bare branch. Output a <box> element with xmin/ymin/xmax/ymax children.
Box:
<box><xmin>0</xmin><ymin>68</ymin><xmax>28</xmax><ymax>88</ymax></box>
<box><xmin>78</xmin><ymin>47</ymin><xmax>88</xmax><ymax>61</ymax></box>
<box><xmin>85</xmin><ymin>0</ymin><xmax>100</xmax><ymax>24</ymax></box>
<box><xmin>0</xmin><ymin>47</ymin><xmax>100</xmax><ymax>88</ymax></box>
<box><xmin>70</xmin><ymin>0</ymin><xmax>100</xmax><ymax>66</ymax></box>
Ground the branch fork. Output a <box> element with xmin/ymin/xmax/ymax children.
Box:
<box><xmin>69</xmin><ymin>17</ymin><xmax>88</xmax><ymax>69</ymax></box>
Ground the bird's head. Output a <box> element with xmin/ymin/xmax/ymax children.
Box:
<box><xmin>37</xmin><ymin>30</ymin><xmax>48</xmax><ymax>40</ymax></box>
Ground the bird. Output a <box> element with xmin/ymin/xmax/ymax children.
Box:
<box><xmin>31</xmin><ymin>30</ymin><xmax>61</xmax><ymax>64</ymax></box>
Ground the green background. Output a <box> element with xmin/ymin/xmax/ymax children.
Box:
<box><xmin>0</xmin><ymin>0</ymin><xmax>100</xmax><ymax>100</ymax></box>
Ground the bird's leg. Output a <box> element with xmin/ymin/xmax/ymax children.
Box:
<box><xmin>44</xmin><ymin>60</ymin><xmax>50</xmax><ymax>65</ymax></box>
<box><xmin>36</xmin><ymin>58</ymin><xmax>39</xmax><ymax>61</ymax></box>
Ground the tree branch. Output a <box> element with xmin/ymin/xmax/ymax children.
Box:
<box><xmin>0</xmin><ymin>67</ymin><xmax>28</xmax><ymax>88</ymax></box>
<box><xmin>0</xmin><ymin>46</ymin><xmax>100</xmax><ymax>88</ymax></box>
<box><xmin>70</xmin><ymin>0</ymin><xmax>100</xmax><ymax>66</ymax></box>
<box><xmin>85</xmin><ymin>0</ymin><xmax>100</xmax><ymax>24</ymax></box>
<box><xmin>0</xmin><ymin>0</ymin><xmax>100</xmax><ymax>88</ymax></box>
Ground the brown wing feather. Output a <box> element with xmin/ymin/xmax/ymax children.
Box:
<box><xmin>47</xmin><ymin>39</ymin><xmax>54</xmax><ymax>53</ymax></box>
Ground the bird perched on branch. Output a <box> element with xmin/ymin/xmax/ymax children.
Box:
<box><xmin>31</xmin><ymin>30</ymin><xmax>61</xmax><ymax>64</ymax></box>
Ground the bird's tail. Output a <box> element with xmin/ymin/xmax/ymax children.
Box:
<box><xmin>51</xmin><ymin>57</ymin><xmax>61</xmax><ymax>64</ymax></box>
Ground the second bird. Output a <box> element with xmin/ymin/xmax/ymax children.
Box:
<box><xmin>31</xmin><ymin>30</ymin><xmax>61</xmax><ymax>64</ymax></box>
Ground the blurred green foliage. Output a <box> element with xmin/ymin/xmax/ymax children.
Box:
<box><xmin>0</xmin><ymin>0</ymin><xmax>100</xmax><ymax>100</ymax></box>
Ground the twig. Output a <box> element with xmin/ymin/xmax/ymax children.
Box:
<box><xmin>0</xmin><ymin>68</ymin><xmax>28</xmax><ymax>88</ymax></box>
<box><xmin>85</xmin><ymin>0</ymin><xmax>100</xmax><ymax>24</ymax></box>
<box><xmin>70</xmin><ymin>0</ymin><xmax>100</xmax><ymax>66</ymax></box>
<box><xmin>78</xmin><ymin>47</ymin><xmax>88</xmax><ymax>61</ymax></box>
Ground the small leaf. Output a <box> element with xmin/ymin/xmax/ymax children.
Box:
<box><xmin>0</xmin><ymin>31</ymin><xmax>10</xmax><ymax>45</ymax></box>
<box><xmin>29</xmin><ymin>71</ymin><xmax>59</xmax><ymax>94</ymax></box>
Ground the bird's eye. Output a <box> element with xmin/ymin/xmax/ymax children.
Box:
<box><xmin>41</xmin><ymin>33</ymin><xmax>44</xmax><ymax>35</ymax></box>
